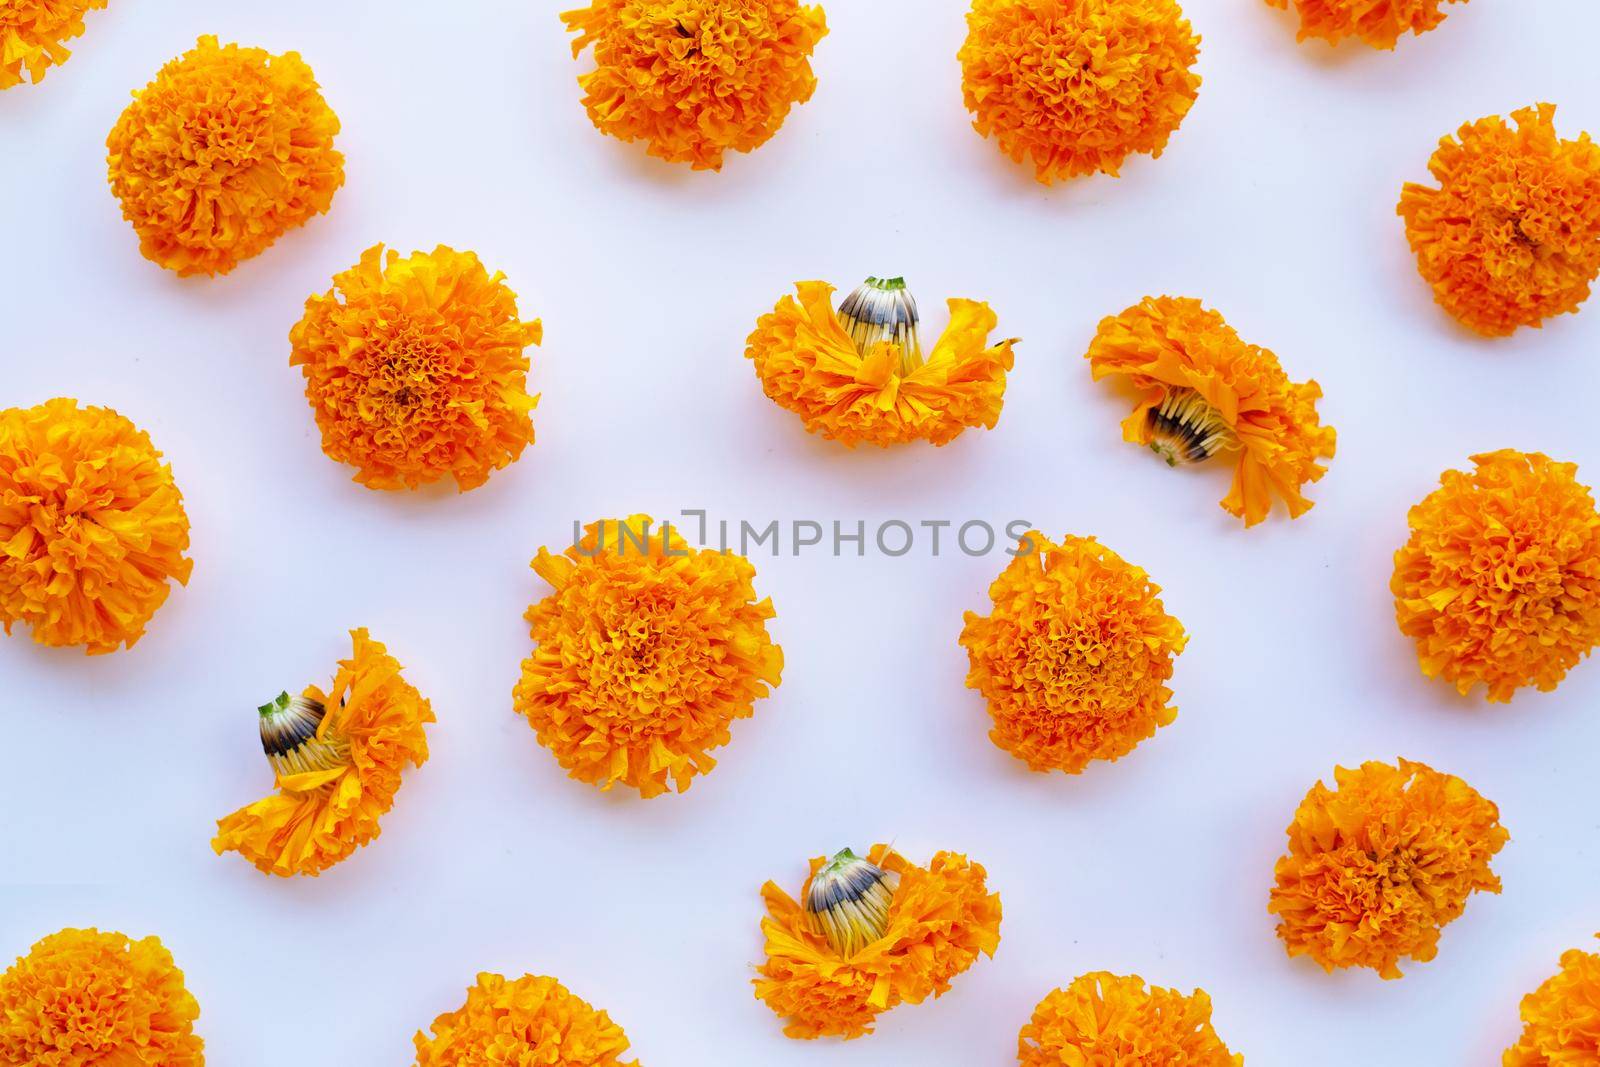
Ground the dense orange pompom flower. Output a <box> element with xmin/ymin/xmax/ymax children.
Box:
<box><xmin>0</xmin><ymin>0</ymin><xmax>106</xmax><ymax>89</ymax></box>
<box><xmin>1399</xmin><ymin>104</ymin><xmax>1600</xmax><ymax>337</ymax></box>
<box><xmin>1019</xmin><ymin>972</ymin><xmax>1242</xmax><ymax>1065</ymax></box>
<box><xmin>563</xmin><ymin>0</ymin><xmax>827</xmax><ymax>171</ymax></box>
<box><xmin>1086</xmin><ymin>296</ymin><xmax>1336</xmax><ymax>527</ymax></box>
<box><xmin>1269</xmin><ymin>758</ymin><xmax>1507</xmax><ymax>979</ymax></box>
<box><xmin>0</xmin><ymin>398</ymin><xmax>192</xmax><ymax>654</ymax></box>
<box><xmin>746</xmin><ymin>277</ymin><xmax>1018</xmax><ymax>448</ymax></box>
<box><xmin>1393</xmin><ymin>450</ymin><xmax>1600</xmax><ymax>703</ymax></box>
<box><xmin>961</xmin><ymin>532</ymin><xmax>1186</xmax><ymax>774</ymax></box>
<box><xmin>960</xmin><ymin>0</ymin><xmax>1201</xmax><ymax>182</ymax></box>
<box><xmin>413</xmin><ymin>973</ymin><xmax>637</xmax><ymax>1067</ymax></box>
<box><xmin>290</xmin><ymin>244</ymin><xmax>542</xmax><ymax>492</ymax></box>
<box><xmin>213</xmin><ymin>628</ymin><xmax>434</xmax><ymax>877</ymax></box>
<box><xmin>105</xmin><ymin>35</ymin><xmax>343</xmax><ymax>276</ymax></box>
<box><xmin>0</xmin><ymin>928</ymin><xmax>204</xmax><ymax>1067</ymax></box>
<box><xmin>515</xmin><ymin>516</ymin><xmax>782</xmax><ymax>798</ymax></box>
<box><xmin>1265</xmin><ymin>0</ymin><xmax>1465</xmax><ymax>48</ymax></box>
<box><xmin>1504</xmin><ymin>937</ymin><xmax>1600</xmax><ymax>1066</ymax></box>
<box><xmin>755</xmin><ymin>844</ymin><xmax>1002</xmax><ymax>1039</ymax></box>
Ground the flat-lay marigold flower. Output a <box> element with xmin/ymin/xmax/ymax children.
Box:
<box><xmin>960</xmin><ymin>532</ymin><xmax>1186</xmax><ymax>775</ymax></box>
<box><xmin>1504</xmin><ymin>937</ymin><xmax>1600</xmax><ymax>1066</ymax></box>
<box><xmin>413</xmin><ymin>973</ymin><xmax>637</xmax><ymax>1067</ymax></box>
<box><xmin>0</xmin><ymin>927</ymin><xmax>204</xmax><ymax>1067</ymax></box>
<box><xmin>1018</xmin><ymin>972</ymin><xmax>1242</xmax><ymax>1066</ymax></box>
<box><xmin>563</xmin><ymin>0</ymin><xmax>827</xmax><ymax>171</ymax></box>
<box><xmin>105</xmin><ymin>35</ymin><xmax>343</xmax><ymax>276</ymax></box>
<box><xmin>290</xmin><ymin>244</ymin><xmax>542</xmax><ymax>492</ymax></box>
<box><xmin>1265</xmin><ymin>0</ymin><xmax>1465</xmax><ymax>48</ymax></box>
<box><xmin>755</xmin><ymin>845</ymin><xmax>1001</xmax><ymax>1039</ymax></box>
<box><xmin>1399</xmin><ymin>104</ymin><xmax>1600</xmax><ymax>337</ymax></box>
<box><xmin>1086</xmin><ymin>296</ymin><xmax>1336</xmax><ymax>527</ymax></box>
<box><xmin>746</xmin><ymin>277</ymin><xmax>1018</xmax><ymax>448</ymax></box>
<box><xmin>0</xmin><ymin>0</ymin><xmax>106</xmax><ymax>89</ymax></box>
<box><xmin>1269</xmin><ymin>758</ymin><xmax>1507</xmax><ymax>979</ymax></box>
<box><xmin>213</xmin><ymin>628</ymin><xmax>434</xmax><ymax>877</ymax></box>
<box><xmin>1393</xmin><ymin>450</ymin><xmax>1600</xmax><ymax>703</ymax></box>
<box><xmin>0</xmin><ymin>398</ymin><xmax>192</xmax><ymax>654</ymax></box>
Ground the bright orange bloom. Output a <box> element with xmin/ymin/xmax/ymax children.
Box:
<box><xmin>1266</xmin><ymin>0</ymin><xmax>1465</xmax><ymax>48</ymax></box>
<box><xmin>106</xmin><ymin>35</ymin><xmax>343</xmax><ymax>276</ymax></box>
<box><xmin>961</xmin><ymin>532</ymin><xmax>1186</xmax><ymax>774</ymax></box>
<box><xmin>1504</xmin><ymin>937</ymin><xmax>1600</xmax><ymax>1066</ymax></box>
<box><xmin>1019</xmin><ymin>973</ymin><xmax>1242</xmax><ymax>1065</ymax></box>
<box><xmin>515</xmin><ymin>516</ymin><xmax>782</xmax><ymax>798</ymax></box>
<box><xmin>290</xmin><ymin>244</ymin><xmax>542</xmax><ymax>492</ymax></box>
<box><xmin>755</xmin><ymin>844</ymin><xmax>1001</xmax><ymax>1039</ymax></box>
<box><xmin>1393</xmin><ymin>450</ymin><xmax>1600</xmax><ymax>702</ymax></box>
<box><xmin>1269</xmin><ymin>758</ymin><xmax>1507</xmax><ymax>979</ymax></box>
<box><xmin>1086</xmin><ymin>296</ymin><xmax>1336</xmax><ymax>526</ymax></box>
<box><xmin>213</xmin><ymin>629</ymin><xmax>434</xmax><ymax>877</ymax></box>
<box><xmin>0</xmin><ymin>928</ymin><xmax>204</xmax><ymax>1067</ymax></box>
<box><xmin>563</xmin><ymin>0</ymin><xmax>827</xmax><ymax>171</ymax></box>
<box><xmin>413</xmin><ymin>973</ymin><xmax>637</xmax><ymax>1067</ymax></box>
<box><xmin>0</xmin><ymin>398</ymin><xmax>191</xmax><ymax>654</ymax></box>
<box><xmin>960</xmin><ymin>0</ymin><xmax>1200</xmax><ymax>182</ymax></box>
<box><xmin>1399</xmin><ymin>104</ymin><xmax>1600</xmax><ymax>337</ymax></box>
<box><xmin>0</xmin><ymin>0</ymin><xmax>106</xmax><ymax>89</ymax></box>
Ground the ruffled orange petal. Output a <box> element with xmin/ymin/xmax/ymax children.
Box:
<box><xmin>0</xmin><ymin>0</ymin><xmax>107</xmax><ymax>89</ymax></box>
<box><xmin>1266</xmin><ymin>0</ymin><xmax>1466</xmax><ymax>48</ymax></box>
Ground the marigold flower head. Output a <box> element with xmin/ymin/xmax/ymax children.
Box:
<box><xmin>1399</xmin><ymin>104</ymin><xmax>1600</xmax><ymax>337</ymax></box>
<box><xmin>563</xmin><ymin>0</ymin><xmax>827</xmax><ymax>171</ymax></box>
<box><xmin>0</xmin><ymin>398</ymin><xmax>192</xmax><ymax>654</ymax></box>
<box><xmin>754</xmin><ymin>844</ymin><xmax>1001</xmax><ymax>1039</ymax></box>
<box><xmin>0</xmin><ymin>0</ymin><xmax>106</xmax><ymax>89</ymax></box>
<box><xmin>1019</xmin><ymin>972</ymin><xmax>1242</xmax><ymax>1066</ymax></box>
<box><xmin>1265</xmin><ymin>0</ymin><xmax>1465</xmax><ymax>48</ymax></box>
<box><xmin>0</xmin><ymin>927</ymin><xmax>204</xmax><ymax>1067</ymax></box>
<box><xmin>1392</xmin><ymin>450</ymin><xmax>1600</xmax><ymax>703</ymax></box>
<box><xmin>290</xmin><ymin>244</ymin><xmax>542</xmax><ymax>492</ymax></box>
<box><xmin>1504</xmin><ymin>937</ymin><xmax>1600</xmax><ymax>1066</ymax></box>
<box><xmin>413</xmin><ymin>973</ymin><xmax>637</xmax><ymax>1067</ymax></box>
<box><xmin>1269</xmin><ymin>758</ymin><xmax>1507</xmax><ymax>979</ymax></box>
<box><xmin>1086</xmin><ymin>296</ymin><xmax>1336</xmax><ymax>527</ymax></box>
<box><xmin>746</xmin><ymin>277</ymin><xmax>1018</xmax><ymax>448</ymax></box>
<box><xmin>213</xmin><ymin>628</ymin><xmax>434</xmax><ymax>877</ymax></box>
<box><xmin>961</xmin><ymin>532</ymin><xmax>1186</xmax><ymax>775</ymax></box>
<box><xmin>106</xmin><ymin>35</ymin><xmax>343</xmax><ymax>276</ymax></box>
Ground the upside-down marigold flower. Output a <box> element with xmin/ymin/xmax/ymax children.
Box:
<box><xmin>1018</xmin><ymin>972</ymin><xmax>1242</xmax><ymax>1065</ymax></box>
<box><xmin>1265</xmin><ymin>0</ymin><xmax>1465</xmax><ymax>48</ymax></box>
<box><xmin>413</xmin><ymin>973</ymin><xmax>637</xmax><ymax>1067</ymax></box>
<box><xmin>290</xmin><ymin>244</ymin><xmax>542</xmax><ymax>492</ymax></box>
<box><xmin>562</xmin><ymin>0</ymin><xmax>828</xmax><ymax>171</ymax></box>
<box><xmin>755</xmin><ymin>844</ymin><xmax>1002</xmax><ymax>1039</ymax></box>
<box><xmin>105</xmin><ymin>35</ymin><xmax>343</xmax><ymax>276</ymax></box>
<box><xmin>1269</xmin><ymin>758</ymin><xmax>1507</xmax><ymax>979</ymax></box>
<box><xmin>0</xmin><ymin>927</ymin><xmax>204</xmax><ymax>1067</ymax></box>
<box><xmin>0</xmin><ymin>398</ymin><xmax>192</xmax><ymax>654</ymax></box>
<box><xmin>1504</xmin><ymin>937</ymin><xmax>1600</xmax><ymax>1066</ymax></box>
<box><xmin>960</xmin><ymin>532</ymin><xmax>1186</xmax><ymax>775</ymax></box>
<box><xmin>746</xmin><ymin>277</ymin><xmax>1018</xmax><ymax>448</ymax></box>
<box><xmin>213</xmin><ymin>628</ymin><xmax>434</xmax><ymax>877</ymax></box>
<box><xmin>0</xmin><ymin>0</ymin><xmax>106</xmax><ymax>89</ymax></box>
<box><xmin>1086</xmin><ymin>296</ymin><xmax>1336</xmax><ymax>527</ymax></box>
<box><xmin>960</xmin><ymin>0</ymin><xmax>1201</xmax><ymax>183</ymax></box>
<box><xmin>1398</xmin><ymin>104</ymin><xmax>1600</xmax><ymax>337</ymax></box>
<box><xmin>1393</xmin><ymin>450</ymin><xmax>1600</xmax><ymax>702</ymax></box>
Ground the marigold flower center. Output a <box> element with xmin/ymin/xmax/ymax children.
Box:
<box><xmin>1146</xmin><ymin>387</ymin><xmax>1239</xmax><ymax>466</ymax></box>
<box><xmin>837</xmin><ymin>276</ymin><xmax>923</xmax><ymax>372</ymax></box>
<box><xmin>257</xmin><ymin>691</ymin><xmax>349</xmax><ymax>778</ymax></box>
<box><xmin>804</xmin><ymin>849</ymin><xmax>897</xmax><ymax>958</ymax></box>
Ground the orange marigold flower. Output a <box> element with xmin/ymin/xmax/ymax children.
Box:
<box><xmin>290</xmin><ymin>244</ymin><xmax>542</xmax><ymax>492</ymax></box>
<box><xmin>960</xmin><ymin>0</ymin><xmax>1201</xmax><ymax>183</ymax></box>
<box><xmin>1266</xmin><ymin>0</ymin><xmax>1465</xmax><ymax>49</ymax></box>
<box><xmin>1269</xmin><ymin>758</ymin><xmax>1507</xmax><ymax>979</ymax></box>
<box><xmin>1393</xmin><ymin>450</ymin><xmax>1600</xmax><ymax>703</ymax></box>
<box><xmin>106</xmin><ymin>35</ymin><xmax>343</xmax><ymax>276</ymax></box>
<box><xmin>1019</xmin><ymin>972</ymin><xmax>1242</xmax><ymax>1065</ymax></box>
<box><xmin>563</xmin><ymin>0</ymin><xmax>827</xmax><ymax>171</ymax></box>
<box><xmin>754</xmin><ymin>845</ymin><xmax>1001</xmax><ymax>1039</ymax></box>
<box><xmin>0</xmin><ymin>0</ymin><xmax>106</xmax><ymax>89</ymax></box>
<box><xmin>1086</xmin><ymin>296</ymin><xmax>1336</xmax><ymax>527</ymax></box>
<box><xmin>213</xmin><ymin>628</ymin><xmax>434</xmax><ymax>877</ymax></box>
<box><xmin>1504</xmin><ymin>937</ymin><xmax>1600</xmax><ymax>1066</ymax></box>
<box><xmin>960</xmin><ymin>532</ymin><xmax>1186</xmax><ymax>775</ymax></box>
<box><xmin>0</xmin><ymin>927</ymin><xmax>204</xmax><ymax>1067</ymax></box>
<box><xmin>746</xmin><ymin>277</ymin><xmax>1018</xmax><ymax>448</ymax></box>
<box><xmin>0</xmin><ymin>398</ymin><xmax>192</xmax><ymax>654</ymax></box>
<box><xmin>1398</xmin><ymin>104</ymin><xmax>1600</xmax><ymax>337</ymax></box>
<box><xmin>413</xmin><ymin>973</ymin><xmax>637</xmax><ymax>1067</ymax></box>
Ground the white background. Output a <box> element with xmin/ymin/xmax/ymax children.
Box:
<box><xmin>3</xmin><ymin>1</ymin><xmax>1598</xmax><ymax>1064</ymax></box>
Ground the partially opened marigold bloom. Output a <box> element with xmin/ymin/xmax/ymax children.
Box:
<box><xmin>1086</xmin><ymin>296</ymin><xmax>1336</xmax><ymax>527</ymax></box>
<box><xmin>1504</xmin><ymin>937</ymin><xmax>1600</xmax><ymax>1066</ymax></box>
<box><xmin>563</xmin><ymin>0</ymin><xmax>827</xmax><ymax>171</ymax></box>
<box><xmin>1393</xmin><ymin>450</ymin><xmax>1600</xmax><ymax>702</ymax></box>
<box><xmin>413</xmin><ymin>973</ymin><xmax>637</xmax><ymax>1067</ymax></box>
<box><xmin>1269</xmin><ymin>758</ymin><xmax>1507</xmax><ymax>979</ymax></box>
<box><xmin>213</xmin><ymin>628</ymin><xmax>434</xmax><ymax>877</ymax></box>
<box><xmin>1265</xmin><ymin>0</ymin><xmax>1465</xmax><ymax>48</ymax></box>
<box><xmin>1019</xmin><ymin>972</ymin><xmax>1242</xmax><ymax>1065</ymax></box>
<box><xmin>0</xmin><ymin>927</ymin><xmax>204</xmax><ymax>1066</ymax></box>
<box><xmin>1399</xmin><ymin>104</ymin><xmax>1600</xmax><ymax>337</ymax></box>
<box><xmin>755</xmin><ymin>845</ymin><xmax>1001</xmax><ymax>1039</ymax></box>
<box><xmin>0</xmin><ymin>0</ymin><xmax>107</xmax><ymax>89</ymax></box>
<box><xmin>746</xmin><ymin>277</ymin><xmax>1018</xmax><ymax>448</ymax></box>
<box><xmin>960</xmin><ymin>532</ymin><xmax>1186</xmax><ymax>775</ymax></box>
<box><xmin>106</xmin><ymin>35</ymin><xmax>343</xmax><ymax>276</ymax></box>
<box><xmin>0</xmin><ymin>398</ymin><xmax>192</xmax><ymax>654</ymax></box>
<box><xmin>290</xmin><ymin>244</ymin><xmax>542</xmax><ymax>492</ymax></box>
